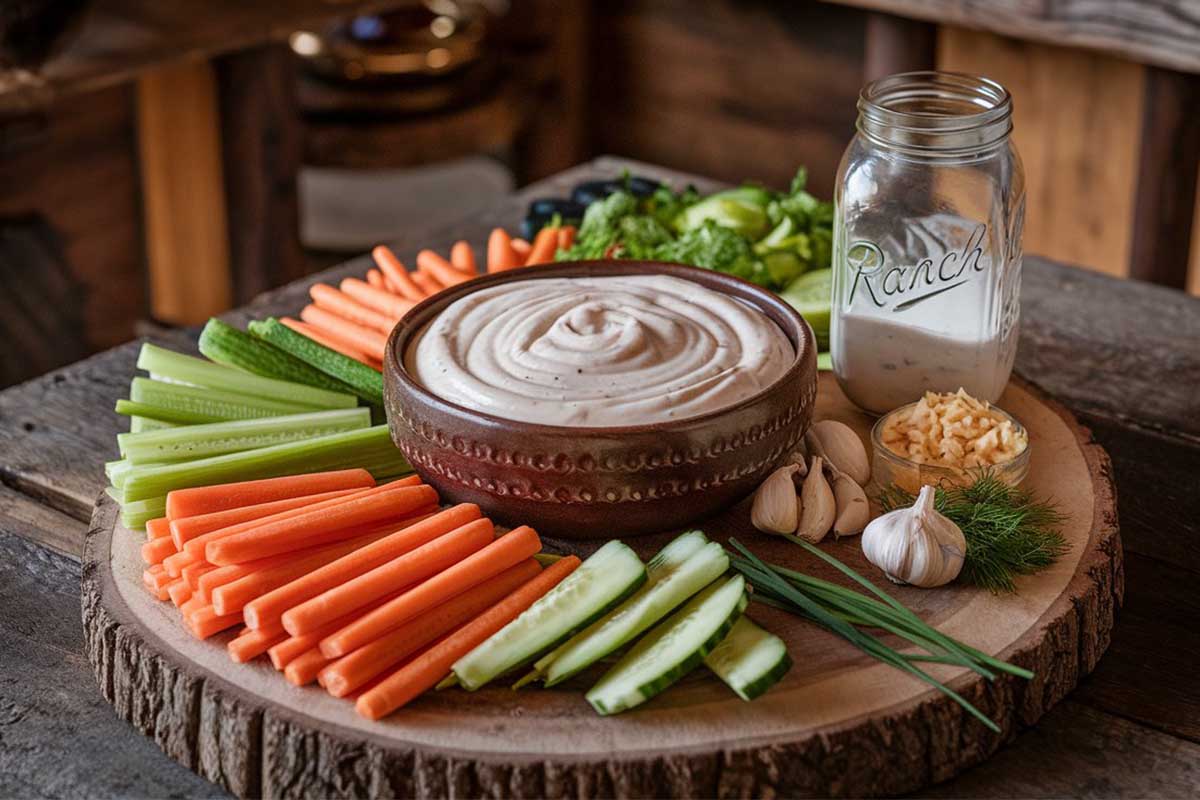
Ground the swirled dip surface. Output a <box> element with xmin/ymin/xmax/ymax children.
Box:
<box><xmin>405</xmin><ymin>275</ymin><xmax>794</xmax><ymax>426</ymax></box>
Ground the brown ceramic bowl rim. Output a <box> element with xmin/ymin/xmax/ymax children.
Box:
<box><xmin>384</xmin><ymin>260</ymin><xmax>815</xmax><ymax>436</ymax></box>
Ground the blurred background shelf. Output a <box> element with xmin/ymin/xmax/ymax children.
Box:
<box><xmin>1</xmin><ymin>0</ymin><xmax>1198</xmax><ymax>389</ymax></box>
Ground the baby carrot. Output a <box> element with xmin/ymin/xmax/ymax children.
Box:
<box><xmin>280</xmin><ymin>317</ymin><xmax>378</xmax><ymax>368</ymax></box>
<box><xmin>365</xmin><ymin>268</ymin><xmax>386</xmax><ymax>289</ymax></box>
<box><xmin>268</xmin><ymin>592</ymin><xmax>403</xmax><ymax>669</ymax></box>
<box><xmin>487</xmin><ymin>228</ymin><xmax>522</xmax><ymax>272</ymax></box>
<box><xmin>168</xmin><ymin>578</ymin><xmax>192</xmax><ymax>607</ymax></box>
<box><xmin>416</xmin><ymin>250</ymin><xmax>470</xmax><ymax>287</ymax></box>
<box><xmin>284</xmin><ymin>647</ymin><xmax>333</xmax><ymax>686</ymax></box>
<box><xmin>510</xmin><ymin>238</ymin><xmax>531</xmax><ymax>261</ymax></box>
<box><xmin>524</xmin><ymin>226</ymin><xmax>559</xmax><ymax>266</ymax></box>
<box><xmin>146</xmin><ymin>517</ymin><xmax>172</xmax><ymax>541</ymax></box>
<box><xmin>310</xmin><ymin>283</ymin><xmax>395</xmax><ymax>334</ymax></box>
<box><xmin>166</xmin><ymin>469</ymin><xmax>374</xmax><ymax>520</ymax></box>
<box><xmin>183</xmin><ymin>479</ymin><xmax>416</xmax><ymax>561</ymax></box>
<box><xmin>411</xmin><ymin>269</ymin><xmax>442</xmax><ymax>296</ymax></box>
<box><xmin>187</xmin><ymin>604</ymin><xmax>242</xmax><ymax>640</ymax></box>
<box><xmin>206</xmin><ymin>484</ymin><xmax>438</xmax><ymax>566</ymax></box>
<box><xmin>320</xmin><ymin>558</ymin><xmax>541</xmax><ymax>698</ymax></box>
<box><xmin>450</xmin><ymin>241</ymin><xmax>477</xmax><ymax>275</ymax></box>
<box><xmin>281</xmin><ymin>517</ymin><xmax>495</xmax><ymax>636</ymax></box>
<box><xmin>170</xmin><ymin>488</ymin><xmax>361</xmax><ymax>549</ymax></box>
<box><xmin>228</xmin><ymin>625</ymin><xmax>287</xmax><ymax>663</ymax></box>
<box><xmin>372</xmin><ymin>246</ymin><xmax>426</xmax><ymax>302</ymax></box>
<box><xmin>141</xmin><ymin>535</ymin><xmax>176</xmax><ymax>566</ymax></box>
<box><xmin>340</xmin><ymin>277</ymin><xmax>414</xmax><ymax>320</ymax></box>
<box><xmin>557</xmin><ymin>225</ymin><xmax>576</xmax><ymax>251</ymax></box>
<box><xmin>300</xmin><ymin>305</ymin><xmax>388</xmax><ymax>362</ymax></box>
<box><xmin>355</xmin><ymin>555</ymin><xmax>580</xmax><ymax>719</ymax></box>
<box><xmin>242</xmin><ymin>504</ymin><xmax>481</xmax><ymax>631</ymax></box>
<box><xmin>210</xmin><ymin>529</ymin><xmax>398</xmax><ymax>616</ymax></box>
<box><xmin>320</xmin><ymin>526</ymin><xmax>542</xmax><ymax>658</ymax></box>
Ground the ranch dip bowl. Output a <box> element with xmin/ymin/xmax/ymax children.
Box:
<box><xmin>383</xmin><ymin>260</ymin><xmax>818</xmax><ymax>539</ymax></box>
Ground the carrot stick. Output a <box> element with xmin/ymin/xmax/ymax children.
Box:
<box><xmin>187</xmin><ymin>605</ymin><xmax>242</xmax><ymax>640</ymax></box>
<box><xmin>417</xmin><ymin>250</ymin><xmax>471</xmax><ymax>287</ymax></box>
<box><xmin>268</xmin><ymin>592</ymin><xmax>402</xmax><ymax>669</ymax></box>
<box><xmin>146</xmin><ymin>517</ymin><xmax>172</xmax><ymax>541</ymax></box>
<box><xmin>162</xmin><ymin>548</ymin><xmax>198</xmax><ymax>578</ymax></box>
<box><xmin>168</xmin><ymin>578</ymin><xmax>192</xmax><ymax>607</ymax></box>
<box><xmin>210</xmin><ymin>528</ymin><xmax>399</xmax><ymax>616</ymax></box>
<box><xmin>320</xmin><ymin>558</ymin><xmax>540</xmax><ymax>698</ymax></box>
<box><xmin>170</xmin><ymin>488</ymin><xmax>362</xmax><ymax>550</ymax></box>
<box><xmin>450</xmin><ymin>241</ymin><xmax>477</xmax><ymax>275</ymax></box>
<box><xmin>282</xmin><ymin>517</ymin><xmax>495</xmax><ymax>637</ymax></box>
<box><xmin>284</xmin><ymin>647</ymin><xmax>333</xmax><ymax>686</ymax></box>
<box><xmin>179</xmin><ymin>594</ymin><xmax>205</xmax><ymax>618</ymax></box>
<box><xmin>143</xmin><ymin>564</ymin><xmax>167</xmax><ymax>589</ymax></box>
<box><xmin>206</xmin><ymin>484</ymin><xmax>437</xmax><ymax>566</ymax></box>
<box><xmin>557</xmin><ymin>225</ymin><xmax>576</xmax><ymax>251</ymax></box>
<box><xmin>300</xmin><ymin>305</ymin><xmax>388</xmax><ymax>362</ymax></box>
<box><xmin>487</xmin><ymin>228</ymin><xmax>522</xmax><ymax>272</ymax></box>
<box><xmin>228</xmin><ymin>625</ymin><xmax>287</xmax><ymax>663</ymax></box>
<box><xmin>372</xmin><ymin>246</ymin><xmax>426</xmax><ymax>302</ymax></box>
<box><xmin>280</xmin><ymin>317</ymin><xmax>378</xmax><ymax>368</ymax></box>
<box><xmin>310</xmin><ymin>283</ymin><xmax>395</xmax><ymax>334</ymax></box>
<box><xmin>366</xmin><ymin>268</ymin><xmax>386</xmax><ymax>289</ymax></box>
<box><xmin>182</xmin><ymin>562</ymin><xmax>217</xmax><ymax>591</ymax></box>
<box><xmin>320</xmin><ymin>525</ymin><xmax>542</xmax><ymax>658</ymax></box>
<box><xmin>183</xmin><ymin>479</ymin><xmax>417</xmax><ymax>561</ymax></box>
<box><xmin>510</xmin><ymin>238</ymin><xmax>531</xmax><ymax>261</ymax></box>
<box><xmin>525</xmin><ymin>226</ymin><xmax>559</xmax><ymax>266</ymax></box>
<box><xmin>411</xmin><ymin>269</ymin><xmax>443</xmax><ymax>296</ymax></box>
<box><xmin>166</xmin><ymin>469</ymin><xmax>374</xmax><ymax>520</ymax></box>
<box><xmin>341</xmin><ymin>277</ymin><xmax>414</xmax><ymax>320</ymax></box>
<box><xmin>243</xmin><ymin>503</ymin><xmax>481</xmax><ymax>631</ymax></box>
<box><xmin>141</xmin><ymin>536</ymin><xmax>176</xmax><ymax>566</ymax></box>
<box><xmin>355</xmin><ymin>555</ymin><xmax>580</xmax><ymax>719</ymax></box>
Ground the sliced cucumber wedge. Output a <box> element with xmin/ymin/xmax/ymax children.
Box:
<box><xmin>452</xmin><ymin>540</ymin><xmax>646</xmax><ymax>690</ymax></box>
<box><xmin>704</xmin><ymin>616</ymin><xmax>792</xmax><ymax>701</ymax></box>
<box><xmin>587</xmin><ymin>574</ymin><xmax>747</xmax><ymax>715</ymax></box>
<box><xmin>540</xmin><ymin>536</ymin><xmax>730</xmax><ymax>687</ymax></box>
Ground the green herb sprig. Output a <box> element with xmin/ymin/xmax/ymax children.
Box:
<box><xmin>877</xmin><ymin>473</ymin><xmax>1069</xmax><ymax>593</ymax></box>
<box><xmin>728</xmin><ymin>536</ymin><xmax>1033</xmax><ymax>733</ymax></box>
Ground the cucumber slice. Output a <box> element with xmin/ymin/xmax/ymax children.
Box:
<box><xmin>704</xmin><ymin>616</ymin><xmax>792</xmax><ymax>701</ymax></box>
<box><xmin>587</xmin><ymin>574</ymin><xmax>747</xmax><ymax>715</ymax></box>
<box><xmin>453</xmin><ymin>540</ymin><xmax>646</xmax><ymax>690</ymax></box>
<box><xmin>540</xmin><ymin>536</ymin><xmax>730</xmax><ymax>686</ymax></box>
<box><xmin>780</xmin><ymin>268</ymin><xmax>831</xmax><ymax>350</ymax></box>
<box><xmin>199</xmin><ymin>318</ymin><xmax>361</xmax><ymax>398</ymax></box>
<box><xmin>249</xmin><ymin>318</ymin><xmax>384</xmax><ymax>407</ymax></box>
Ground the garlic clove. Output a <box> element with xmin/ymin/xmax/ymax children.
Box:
<box><xmin>796</xmin><ymin>456</ymin><xmax>836</xmax><ymax>542</ymax></box>
<box><xmin>861</xmin><ymin>485</ymin><xmax>966</xmax><ymax>588</ymax></box>
<box><xmin>830</xmin><ymin>470</ymin><xmax>870</xmax><ymax>537</ymax></box>
<box><xmin>751</xmin><ymin>464</ymin><xmax>801</xmax><ymax>535</ymax></box>
<box><xmin>805</xmin><ymin>420</ymin><xmax>871</xmax><ymax>486</ymax></box>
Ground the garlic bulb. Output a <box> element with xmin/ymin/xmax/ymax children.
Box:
<box><xmin>751</xmin><ymin>464</ymin><xmax>801</xmax><ymax>534</ymax></box>
<box><xmin>861</xmin><ymin>485</ymin><xmax>966</xmax><ymax>588</ymax></box>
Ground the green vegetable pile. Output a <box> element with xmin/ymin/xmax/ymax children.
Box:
<box><xmin>556</xmin><ymin>169</ymin><xmax>833</xmax><ymax>293</ymax></box>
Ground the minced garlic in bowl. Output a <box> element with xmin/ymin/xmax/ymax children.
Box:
<box><xmin>871</xmin><ymin>389</ymin><xmax>1030</xmax><ymax>492</ymax></box>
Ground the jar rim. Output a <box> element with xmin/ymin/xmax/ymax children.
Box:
<box><xmin>857</xmin><ymin>71</ymin><xmax>1012</xmax><ymax>154</ymax></box>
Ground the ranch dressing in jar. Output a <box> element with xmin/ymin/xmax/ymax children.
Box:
<box><xmin>830</xmin><ymin>72</ymin><xmax>1024</xmax><ymax>414</ymax></box>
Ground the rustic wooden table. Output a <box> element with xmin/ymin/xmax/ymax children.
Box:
<box><xmin>1</xmin><ymin>157</ymin><xmax>1198</xmax><ymax>797</ymax></box>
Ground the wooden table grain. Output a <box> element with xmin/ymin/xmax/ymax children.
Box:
<box><xmin>1</xmin><ymin>157</ymin><xmax>1198</xmax><ymax>797</ymax></box>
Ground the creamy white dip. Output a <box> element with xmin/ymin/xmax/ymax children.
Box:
<box><xmin>405</xmin><ymin>274</ymin><xmax>794</xmax><ymax>426</ymax></box>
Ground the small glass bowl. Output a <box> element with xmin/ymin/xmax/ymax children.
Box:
<box><xmin>870</xmin><ymin>402</ymin><xmax>1031</xmax><ymax>494</ymax></box>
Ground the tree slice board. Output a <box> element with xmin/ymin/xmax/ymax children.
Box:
<box><xmin>81</xmin><ymin>376</ymin><xmax>1122</xmax><ymax>798</ymax></box>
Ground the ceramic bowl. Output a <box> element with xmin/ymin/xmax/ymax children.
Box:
<box><xmin>383</xmin><ymin>260</ymin><xmax>819</xmax><ymax>539</ymax></box>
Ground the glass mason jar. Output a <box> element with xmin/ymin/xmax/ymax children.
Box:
<box><xmin>830</xmin><ymin>71</ymin><xmax>1025</xmax><ymax>414</ymax></box>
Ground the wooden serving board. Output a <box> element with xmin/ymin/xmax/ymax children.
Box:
<box><xmin>81</xmin><ymin>375</ymin><xmax>1122</xmax><ymax>798</ymax></box>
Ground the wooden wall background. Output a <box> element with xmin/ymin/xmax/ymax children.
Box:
<box><xmin>0</xmin><ymin>0</ymin><xmax>1197</xmax><ymax>389</ymax></box>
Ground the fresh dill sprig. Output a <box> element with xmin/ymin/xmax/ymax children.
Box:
<box><xmin>877</xmin><ymin>472</ymin><xmax>1069</xmax><ymax>593</ymax></box>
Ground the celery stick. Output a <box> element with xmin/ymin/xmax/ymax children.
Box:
<box><xmin>117</xmin><ymin>407</ymin><xmax>371</xmax><ymax>464</ymax></box>
<box><xmin>121</xmin><ymin>495</ymin><xmax>166</xmax><ymax>529</ymax></box>
<box><xmin>105</xmin><ymin>485</ymin><xmax>121</xmax><ymax>502</ymax></box>
<box><xmin>130</xmin><ymin>416</ymin><xmax>176</xmax><ymax>433</ymax></box>
<box><xmin>199</xmin><ymin>319</ymin><xmax>362</xmax><ymax>397</ymax></box>
<box><xmin>136</xmin><ymin>343</ymin><xmax>357</xmax><ymax>410</ymax></box>
<box><xmin>116</xmin><ymin>398</ymin><xmax>225</xmax><ymax>425</ymax></box>
<box><xmin>120</xmin><ymin>425</ymin><xmax>403</xmax><ymax>503</ymax></box>
<box><xmin>130</xmin><ymin>378</ymin><xmax>318</xmax><ymax>421</ymax></box>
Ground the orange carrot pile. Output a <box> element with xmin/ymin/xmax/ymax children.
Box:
<box><xmin>137</xmin><ymin>468</ymin><xmax>574</xmax><ymax>721</ymax></box>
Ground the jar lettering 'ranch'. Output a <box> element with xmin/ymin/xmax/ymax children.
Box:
<box><xmin>405</xmin><ymin>274</ymin><xmax>794</xmax><ymax>427</ymax></box>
